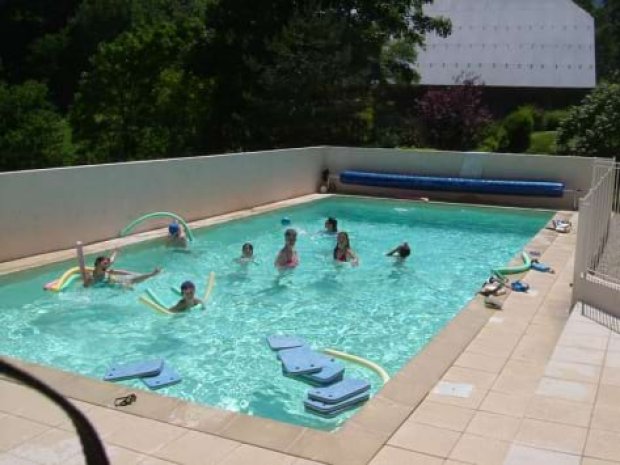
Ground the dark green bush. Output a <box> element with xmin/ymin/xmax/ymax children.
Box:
<box><xmin>501</xmin><ymin>106</ymin><xmax>535</xmax><ymax>153</ymax></box>
<box><xmin>542</xmin><ymin>109</ymin><xmax>569</xmax><ymax>131</ymax></box>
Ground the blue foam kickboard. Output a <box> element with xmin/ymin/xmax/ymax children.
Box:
<box><xmin>299</xmin><ymin>360</ymin><xmax>345</xmax><ymax>385</ymax></box>
<box><xmin>141</xmin><ymin>363</ymin><xmax>182</xmax><ymax>390</ymax></box>
<box><xmin>279</xmin><ymin>347</ymin><xmax>328</xmax><ymax>375</ymax></box>
<box><xmin>304</xmin><ymin>391</ymin><xmax>370</xmax><ymax>416</ymax></box>
<box><xmin>103</xmin><ymin>359</ymin><xmax>163</xmax><ymax>381</ymax></box>
<box><xmin>266</xmin><ymin>335</ymin><xmax>306</xmax><ymax>351</ymax></box>
<box><xmin>308</xmin><ymin>378</ymin><xmax>371</xmax><ymax>404</ymax></box>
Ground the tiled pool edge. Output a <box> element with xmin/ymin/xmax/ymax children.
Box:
<box><xmin>0</xmin><ymin>200</ymin><xmax>572</xmax><ymax>465</ymax></box>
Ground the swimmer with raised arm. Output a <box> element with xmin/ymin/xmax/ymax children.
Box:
<box><xmin>81</xmin><ymin>249</ymin><xmax>160</xmax><ymax>288</ymax></box>
<box><xmin>168</xmin><ymin>281</ymin><xmax>203</xmax><ymax>312</ymax></box>
<box><xmin>275</xmin><ymin>229</ymin><xmax>299</xmax><ymax>269</ymax></box>
<box><xmin>333</xmin><ymin>232</ymin><xmax>358</xmax><ymax>266</ymax></box>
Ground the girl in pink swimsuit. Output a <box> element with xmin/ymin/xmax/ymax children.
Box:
<box><xmin>333</xmin><ymin>232</ymin><xmax>358</xmax><ymax>266</ymax></box>
<box><xmin>275</xmin><ymin>229</ymin><xmax>299</xmax><ymax>269</ymax></box>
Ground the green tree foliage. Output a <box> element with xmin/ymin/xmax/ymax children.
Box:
<box><xmin>557</xmin><ymin>82</ymin><xmax>620</xmax><ymax>157</ymax></box>
<box><xmin>201</xmin><ymin>0</ymin><xmax>451</xmax><ymax>151</ymax></box>
<box><xmin>596</xmin><ymin>0</ymin><xmax>620</xmax><ymax>80</ymax></box>
<box><xmin>70</xmin><ymin>20</ymin><xmax>211</xmax><ymax>163</ymax></box>
<box><xmin>0</xmin><ymin>0</ymin><xmax>80</xmax><ymax>83</ymax></box>
<box><xmin>27</xmin><ymin>0</ymin><xmax>210</xmax><ymax>108</ymax></box>
<box><xmin>0</xmin><ymin>81</ymin><xmax>74</xmax><ymax>171</ymax></box>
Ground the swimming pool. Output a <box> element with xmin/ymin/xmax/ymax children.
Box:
<box><xmin>0</xmin><ymin>197</ymin><xmax>552</xmax><ymax>429</ymax></box>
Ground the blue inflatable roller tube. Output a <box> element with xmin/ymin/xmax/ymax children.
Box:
<box><xmin>339</xmin><ymin>171</ymin><xmax>564</xmax><ymax>197</ymax></box>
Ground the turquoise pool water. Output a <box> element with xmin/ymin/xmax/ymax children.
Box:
<box><xmin>0</xmin><ymin>197</ymin><xmax>552</xmax><ymax>429</ymax></box>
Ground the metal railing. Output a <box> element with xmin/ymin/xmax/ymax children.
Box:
<box><xmin>573</xmin><ymin>159</ymin><xmax>620</xmax><ymax>316</ymax></box>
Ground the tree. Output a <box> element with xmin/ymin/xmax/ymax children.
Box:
<box><xmin>596</xmin><ymin>0</ymin><xmax>620</xmax><ymax>80</ymax></box>
<box><xmin>70</xmin><ymin>20</ymin><xmax>212</xmax><ymax>163</ymax></box>
<box><xmin>27</xmin><ymin>0</ymin><xmax>210</xmax><ymax>109</ymax></box>
<box><xmin>416</xmin><ymin>75</ymin><xmax>491</xmax><ymax>150</ymax></box>
<box><xmin>200</xmin><ymin>0</ymin><xmax>451</xmax><ymax>151</ymax></box>
<box><xmin>0</xmin><ymin>81</ymin><xmax>74</xmax><ymax>171</ymax></box>
<box><xmin>0</xmin><ymin>0</ymin><xmax>80</xmax><ymax>83</ymax></box>
<box><xmin>556</xmin><ymin>81</ymin><xmax>620</xmax><ymax>157</ymax></box>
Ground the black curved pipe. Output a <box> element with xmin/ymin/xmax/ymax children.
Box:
<box><xmin>0</xmin><ymin>359</ymin><xmax>110</xmax><ymax>465</ymax></box>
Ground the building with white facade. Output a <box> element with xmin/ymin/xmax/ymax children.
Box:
<box><xmin>416</xmin><ymin>0</ymin><xmax>596</xmax><ymax>88</ymax></box>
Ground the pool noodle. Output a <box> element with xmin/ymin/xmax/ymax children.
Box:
<box><xmin>322</xmin><ymin>348</ymin><xmax>390</xmax><ymax>384</ymax></box>
<box><xmin>120</xmin><ymin>212</ymin><xmax>194</xmax><ymax>241</ymax></box>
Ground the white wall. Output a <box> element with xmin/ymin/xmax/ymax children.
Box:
<box><xmin>0</xmin><ymin>148</ymin><xmax>325</xmax><ymax>261</ymax></box>
<box><xmin>416</xmin><ymin>0</ymin><xmax>596</xmax><ymax>88</ymax></box>
<box><xmin>326</xmin><ymin>147</ymin><xmax>595</xmax><ymax>209</ymax></box>
<box><xmin>0</xmin><ymin>146</ymin><xmax>597</xmax><ymax>262</ymax></box>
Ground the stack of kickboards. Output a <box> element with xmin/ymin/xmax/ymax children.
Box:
<box><xmin>103</xmin><ymin>359</ymin><xmax>181</xmax><ymax>390</ymax></box>
<box><xmin>267</xmin><ymin>335</ymin><xmax>371</xmax><ymax>417</ymax></box>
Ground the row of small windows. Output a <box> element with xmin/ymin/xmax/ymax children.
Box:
<box><xmin>453</xmin><ymin>24</ymin><xmax>592</xmax><ymax>31</ymax></box>
<box><xmin>420</xmin><ymin>63</ymin><xmax>595</xmax><ymax>70</ymax></box>
<box><xmin>427</xmin><ymin>43</ymin><xmax>593</xmax><ymax>50</ymax></box>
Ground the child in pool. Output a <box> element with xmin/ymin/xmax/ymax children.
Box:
<box><xmin>165</xmin><ymin>221</ymin><xmax>188</xmax><ymax>249</ymax></box>
<box><xmin>82</xmin><ymin>251</ymin><xmax>161</xmax><ymax>287</ymax></box>
<box><xmin>333</xmin><ymin>232</ymin><xmax>358</xmax><ymax>265</ymax></box>
<box><xmin>324</xmin><ymin>217</ymin><xmax>338</xmax><ymax>234</ymax></box>
<box><xmin>275</xmin><ymin>229</ymin><xmax>299</xmax><ymax>268</ymax></box>
<box><xmin>237</xmin><ymin>242</ymin><xmax>255</xmax><ymax>263</ymax></box>
<box><xmin>386</xmin><ymin>242</ymin><xmax>411</xmax><ymax>261</ymax></box>
<box><xmin>169</xmin><ymin>280</ymin><xmax>203</xmax><ymax>312</ymax></box>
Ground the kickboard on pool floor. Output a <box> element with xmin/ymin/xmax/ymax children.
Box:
<box><xmin>266</xmin><ymin>335</ymin><xmax>306</xmax><ymax>351</ymax></box>
<box><xmin>298</xmin><ymin>359</ymin><xmax>345</xmax><ymax>385</ymax></box>
<box><xmin>103</xmin><ymin>359</ymin><xmax>164</xmax><ymax>381</ymax></box>
<box><xmin>279</xmin><ymin>347</ymin><xmax>334</xmax><ymax>375</ymax></box>
<box><xmin>308</xmin><ymin>378</ymin><xmax>371</xmax><ymax>404</ymax></box>
<box><xmin>141</xmin><ymin>363</ymin><xmax>182</xmax><ymax>389</ymax></box>
<box><xmin>304</xmin><ymin>391</ymin><xmax>370</xmax><ymax>416</ymax></box>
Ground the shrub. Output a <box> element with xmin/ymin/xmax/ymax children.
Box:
<box><xmin>477</xmin><ymin>123</ymin><xmax>508</xmax><ymax>152</ymax></box>
<box><xmin>557</xmin><ymin>82</ymin><xmax>620</xmax><ymax>157</ymax></box>
<box><xmin>542</xmin><ymin>109</ymin><xmax>569</xmax><ymax>131</ymax></box>
<box><xmin>416</xmin><ymin>74</ymin><xmax>492</xmax><ymax>151</ymax></box>
<box><xmin>501</xmin><ymin>106</ymin><xmax>535</xmax><ymax>153</ymax></box>
<box><xmin>527</xmin><ymin>131</ymin><xmax>557</xmax><ymax>154</ymax></box>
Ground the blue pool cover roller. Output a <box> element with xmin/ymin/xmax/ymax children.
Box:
<box><xmin>308</xmin><ymin>378</ymin><xmax>371</xmax><ymax>404</ymax></box>
<box><xmin>339</xmin><ymin>170</ymin><xmax>565</xmax><ymax>197</ymax></box>
<box><xmin>141</xmin><ymin>363</ymin><xmax>182</xmax><ymax>390</ymax></box>
<box><xmin>103</xmin><ymin>359</ymin><xmax>164</xmax><ymax>381</ymax></box>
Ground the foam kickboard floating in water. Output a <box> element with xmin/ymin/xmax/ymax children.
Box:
<box><xmin>304</xmin><ymin>391</ymin><xmax>370</xmax><ymax>417</ymax></box>
<box><xmin>266</xmin><ymin>335</ymin><xmax>306</xmax><ymax>351</ymax></box>
<box><xmin>141</xmin><ymin>363</ymin><xmax>182</xmax><ymax>390</ymax></box>
<box><xmin>279</xmin><ymin>347</ymin><xmax>329</xmax><ymax>375</ymax></box>
<box><xmin>299</xmin><ymin>359</ymin><xmax>345</xmax><ymax>385</ymax></box>
<box><xmin>103</xmin><ymin>359</ymin><xmax>163</xmax><ymax>381</ymax></box>
<box><xmin>308</xmin><ymin>378</ymin><xmax>371</xmax><ymax>404</ymax></box>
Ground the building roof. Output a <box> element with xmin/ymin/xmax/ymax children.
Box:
<box><xmin>415</xmin><ymin>0</ymin><xmax>596</xmax><ymax>88</ymax></box>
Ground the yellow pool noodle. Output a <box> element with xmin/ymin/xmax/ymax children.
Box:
<box><xmin>322</xmin><ymin>348</ymin><xmax>390</xmax><ymax>384</ymax></box>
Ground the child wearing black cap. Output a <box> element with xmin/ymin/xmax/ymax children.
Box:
<box><xmin>169</xmin><ymin>281</ymin><xmax>203</xmax><ymax>312</ymax></box>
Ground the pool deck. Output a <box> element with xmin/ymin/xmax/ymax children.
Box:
<box><xmin>2</xmin><ymin>198</ymin><xmax>616</xmax><ymax>465</ymax></box>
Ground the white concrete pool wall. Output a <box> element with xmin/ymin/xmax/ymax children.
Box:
<box><xmin>0</xmin><ymin>146</ymin><xmax>597</xmax><ymax>262</ymax></box>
